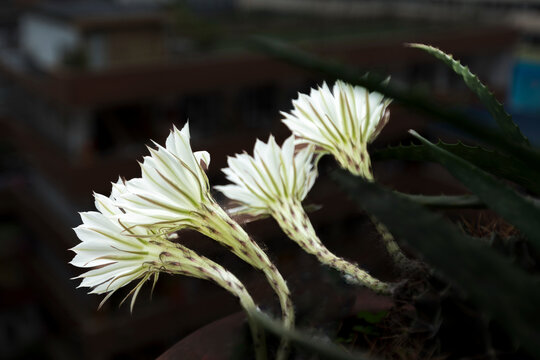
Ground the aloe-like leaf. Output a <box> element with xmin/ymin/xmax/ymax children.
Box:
<box><xmin>251</xmin><ymin>311</ymin><xmax>374</xmax><ymax>360</ymax></box>
<box><xmin>373</xmin><ymin>141</ymin><xmax>540</xmax><ymax>194</ymax></box>
<box><xmin>408</xmin><ymin>43</ymin><xmax>529</xmax><ymax>146</ymax></box>
<box><xmin>397</xmin><ymin>193</ymin><xmax>483</xmax><ymax>208</ymax></box>
<box><xmin>251</xmin><ymin>37</ymin><xmax>540</xmax><ymax>168</ymax></box>
<box><xmin>409</xmin><ymin>130</ymin><xmax>540</xmax><ymax>255</ymax></box>
<box><xmin>332</xmin><ymin>171</ymin><xmax>540</xmax><ymax>359</ymax></box>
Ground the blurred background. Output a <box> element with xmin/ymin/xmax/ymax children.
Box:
<box><xmin>0</xmin><ymin>0</ymin><xmax>539</xmax><ymax>359</ymax></box>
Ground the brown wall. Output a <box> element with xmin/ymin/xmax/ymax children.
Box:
<box><xmin>106</xmin><ymin>28</ymin><xmax>167</xmax><ymax>68</ymax></box>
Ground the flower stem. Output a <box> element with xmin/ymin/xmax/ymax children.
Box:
<box><xmin>198</xmin><ymin>200</ymin><xmax>294</xmax><ymax>360</ymax></box>
<box><xmin>368</xmin><ymin>215</ymin><xmax>420</xmax><ymax>273</ymax></box>
<box><xmin>261</xmin><ymin>263</ymin><xmax>294</xmax><ymax>360</ymax></box>
<box><xmin>208</xmin><ymin>267</ymin><xmax>267</xmax><ymax>360</ymax></box>
<box><xmin>362</xmin><ymin>171</ymin><xmax>419</xmax><ymax>272</ymax></box>
<box><xmin>163</xmin><ymin>244</ymin><xmax>267</xmax><ymax>360</ymax></box>
<box><xmin>271</xmin><ymin>199</ymin><xmax>391</xmax><ymax>294</ymax></box>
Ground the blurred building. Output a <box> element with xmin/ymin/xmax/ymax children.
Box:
<box><xmin>20</xmin><ymin>2</ymin><xmax>167</xmax><ymax>70</ymax></box>
<box><xmin>0</xmin><ymin>0</ymin><xmax>533</xmax><ymax>358</ymax></box>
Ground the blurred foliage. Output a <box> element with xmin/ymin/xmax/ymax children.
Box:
<box><xmin>253</xmin><ymin>38</ymin><xmax>540</xmax><ymax>359</ymax></box>
<box><xmin>396</xmin><ymin>193</ymin><xmax>483</xmax><ymax>208</ymax></box>
<box><xmin>333</xmin><ymin>172</ymin><xmax>540</xmax><ymax>358</ymax></box>
<box><xmin>252</xmin><ymin>311</ymin><xmax>373</xmax><ymax>360</ymax></box>
<box><xmin>337</xmin><ymin>310</ymin><xmax>388</xmax><ymax>340</ymax></box>
<box><xmin>409</xmin><ymin>130</ymin><xmax>540</xmax><ymax>255</ymax></box>
<box><xmin>251</xmin><ymin>36</ymin><xmax>540</xmax><ymax>168</ymax></box>
<box><xmin>373</xmin><ymin>141</ymin><xmax>540</xmax><ymax>195</ymax></box>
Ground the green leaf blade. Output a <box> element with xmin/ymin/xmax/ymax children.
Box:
<box><xmin>408</xmin><ymin>43</ymin><xmax>529</xmax><ymax>146</ymax></box>
<box><xmin>373</xmin><ymin>141</ymin><xmax>540</xmax><ymax>195</ymax></box>
<box><xmin>251</xmin><ymin>311</ymin><xmax>374</xmax><ymax>360</ymax></box>
<box><xmin>251</xmin><ymin>37</ymin><xmax>540</xmax><ymax>168</ymax></box>
<box><xmin>332</xmin><ymin>171</ymin><xmax>540</xmax><ymax>359</ymax></box>
<box><xmin>408</xmin><ymin>130</ymin><xmax>540</xmax><ymax>255</ymax></box>
<box><xmin>397</xmin><ymin>193</ymin><xmax>483</xmax><ymax>208</ymax></box>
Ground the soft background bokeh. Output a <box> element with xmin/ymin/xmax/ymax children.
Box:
<box><xmin>0</xmin><ymin>0</ymin><xmax>538</xmax><ymax>359</ymax></box>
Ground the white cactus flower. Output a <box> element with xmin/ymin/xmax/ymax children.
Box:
<box><xmin>71</xmin><ymin>186</ymin><xmax>166</xmax><ymax>310</ymax></box>
<box><xmin>215</xmin><ymin>135</ymin><xmax>317</xmax><ymax>216</ymax></box>
<box><xmin>72</xmin><ymin>181</ymin><xmax>226</xmax><ymax>311</ymax></box>
<box><xmin>72</xmin><ymin>181</ymin><xmax>270</xmax><ymax>359</ymax></box>
<box><xmin>110</xmin><ymin>122</ymin><xmax>264</xmax><ymax>266</ymax></box>
<box><xmin>283</xmin><ymin>80</ymin><xmax>418</xmax><ymax>273</ymax></box>
<box><xmin>281</xmin><ymin>80</ymin><xmax>391</xmax><ymax>178</ymax></box>
<box><xmin>113</xmin><ymin>122</ymin><xmax>211</xmax><ymax>233</ymax></box>
<box><xmin>108</xmin><ymin>123</ymin><xmax>295</xmax><ymax>357</ymax></box>
<box><xmin>217</xmin><ymin>136</ymin><xmax>392</xmax><ymax>294</ymax></box>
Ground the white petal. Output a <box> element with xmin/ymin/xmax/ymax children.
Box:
<box><xmin>281</xmin><ymin>80</ymin><xmax>391</xmax><ymax>176</ymax></box>
<box><xmin>194</xmin><ymin>150</ymin><xmax>211</xmax><ymax>170</ymax></box>
<box><xmin>218</xmin><ymin>136</ymin><xmax>318</xmax><ymax>212</ymax></box>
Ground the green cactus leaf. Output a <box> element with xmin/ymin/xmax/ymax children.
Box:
<box><xmin>332</xmin><ymin>171</ymin><xmax>540</xmax><ymax>359</ymax></box>
<box><xmin>373</xmin><ymin>141</ymin><xmax>540</xmax><ymax>194</ymax></box>
<box><xmin>408</xmin><ymin>130</ymin><xmax>540</xmax><ymax>255</ymax></box>
<box><xmin>356</xmin><ymin>310</ymin><xmax>388</xmax><ymax>324</ymax></box>
<box><xmin>251</xmin><ymin>37</ymin><xmax>540</xmax><ymax>168</ymax></box>
<box><xmin>397</xmin><ymin>193</ymin><xmax>483</xmax><ymax>208</ymax></box>
<box><xmin>408</xmin><ymin>43</ymin><xmax>529</xmax><ymax>146</ymax></box>
<box><xmin>252</xmin><ymin>311</ymin><xmax>372</xmax><ymax>360</ymax></box>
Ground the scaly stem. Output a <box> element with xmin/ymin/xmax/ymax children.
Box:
<box><xmin>197</xmin><ymin>200</ymin><xmax>294</xmax><ymax>360</ymax></box>
<box><xmin>261</xmin><ymin>263</ymin><xmax>294</xmax><ymax>360</ymax></box>
<box><xmin>369</xmin><ymin>216</ymin><xmax>420</xmax><ymax>272</ymax></box>
<box><xmin>163</xmin><ymin>244</ymin><xmax>268</xmax><ymax>360</ymax></box>
<box><xmin>335</xmin><ymin>145</ymin><xmax>415</xmax><ymax>271</ymax></box>
<box><xmin>363</xmin><ymin>170</ymin><xmax>418</xmax><ymax>272</ymax></box>
<box><xmin>271</xmin><ymin>198</ymin><xmax>391</xmax><ymax>294</ymax></box>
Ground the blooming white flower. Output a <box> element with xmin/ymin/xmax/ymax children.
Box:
<box><xmin>217</xmin><ymin>136</ymin><xmax>391</xmax><ymax>294</ymax></box>
<box><xmin>111</xmin><ymin>122</ymin><xmax>264</xmax><ymax>266</ymax></box>
<box><xmin>283</xmin><ymin>80</ymin><xmax>418</xmax><ymax>273</ymax></box>
<box><xmin>216</xmin><ymin>135</ymin><xmax>317</xmax><ymax>216</ymax></box>
<box><xmin>71</xmin><ymin>183</ymin><xmax>162</xmax><ymax>310</ymax></box>
<box><xmin>113</xmin><ymin>123</ymin><xmax>210</xmax><ymax>233</ymax></box>
<box><xmin>281</xmin><ymin>80</ymin><xmax>391</xmax><ymax>178</ymax></box>
<box><xmin>108</xmin><ymin>122</ymin><xmax>295</xmax><ymax>357</ymax></box>
<box><xmin>72</xmin><ymin>180</ymin><xmax>269</xmax><ymax>358</ymax></box>
<box><xmin>72</xmin><ymin>180</ymin><xmax>231</xmax><ymax>311</ymax></box>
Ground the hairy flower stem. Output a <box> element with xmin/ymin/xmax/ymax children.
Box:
<box><xmin>270</xmin><ymin>198</ymin><xmax>391</xmax><ymax>294</ymax></box>
<box><xmin>361</xmin><ymin>170</ymin><xmax>418</xmax><ymax>272</ymax></box>
<box><xmin>260</xmin><ymin>264</ymin><xmax>294</xmax><ymax>360</ymax></box>
<box><xmin>196</xmin><ymin>200</ymin><xmax>294</xmax><ymax>360</ymax></box>
<box><xmin>335</xmin><ymin>145</ymin><xmax>373</xmax><ymax>180</ymax></box>
<box><xmin>369</xmin><ymin>216</ymin><xmax>420</xmax><ymax>273</ymax></box>
<box><xmin>159</xmin><ymin>244</ymin><xmax>267</xmax><ymax>360</ymax></box>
